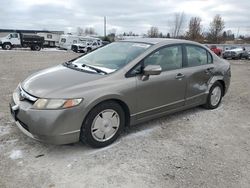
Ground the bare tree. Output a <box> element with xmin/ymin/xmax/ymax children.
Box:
<box><xmin>171</xmin><ymin>12</ymin><xmax>186</xmax><ymax>38</ymax></box>
<box><xmin>76</xmin><ymin>27</ymin><xmax>84</xmax><ymax>36</ymax></box>
<box><xmin>186</xmin><ymin>17</ymin><xmax>203</xmax><ymax>41</ymax></box>
<box><xmin>147</xmin><ymin>27</ymin><xmax>159</xmax><ymax>38</ymax></box>
<box><xmin>208</xmin><ymin>15</ymin><xmax>225</xmax><ymax>43</ymax></box>
<box><xmin>84</xmin><ymin>27</ymin><xmax>96</xmax><ymax>35</ymax></box>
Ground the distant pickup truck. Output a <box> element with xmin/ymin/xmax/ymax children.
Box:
<box><xmin>0</xmin><ymin>33</ymin><xmax>44</xmax><ymax>51</ymax></box>
<box><xmin>222</xmin><ymin>47</ymin><xmax>245</xmax><ymax>59</ymax></box>
<box><xmin>71</xmin><ymin>39</ymin><xmax>103</xmax><ymax>53</ymax></box>
<box><xmin>210</xmin><ymin>45</ymin><xmax>222</xmax><ymax>56</ymax></box>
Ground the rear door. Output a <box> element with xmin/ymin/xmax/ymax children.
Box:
<box><xmin>183</xmin><ymin>44</ymin><xmax>214</xmax><ymax>106</ymax></box>
<box><xmin>134</xmin><ymin>45</ymin><xmax>187</xmax><ymax>120</ymax></box>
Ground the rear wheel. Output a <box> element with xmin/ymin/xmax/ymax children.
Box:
<box><xmin>204</xmin><ymin>82</ymin><xmax>223</xmax><ymax>109</ymax></box>
<box><xmin>80</xmin><ymin>101</ymin><xmax>125</xmax><ymax>148</ymax></box>
<box><xmin>34</xmin><ymin>45</ymin><xmax>41</xmax><ymax>51</ymax></box>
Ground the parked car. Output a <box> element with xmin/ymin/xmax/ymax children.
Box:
<box><xmin>102</xmin><ymin>41</ymin><xmax>110</xmax><ymax>46</ymax></box>
<box><xmin>10</xmin><ymin>38</ymin><xmax>231</xmax><ymax>148</ymax></box>
<box><xmin>222</xmin><ymin>47</ymin><xmax>244</xmax><ymax>59</ymax></box>
<box><xmin>210</xmin><ymin>45</ymin><xmax>222</xmax><ymax>56</ymax></box>
<box><xmin>0</xmin><ymin>32</ymin><xmax>44</xmax><ymax>51</ymax></box>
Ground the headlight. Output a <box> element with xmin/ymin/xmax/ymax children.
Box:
<box><xmin>33</xmin><ymin>98</ymin><xmax>82</xmax><ymax>109</ymax></box>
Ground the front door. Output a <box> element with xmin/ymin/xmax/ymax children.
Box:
<box><xmin>9</xmin><ymin>33</ymin><xmax>21</xmax><ymax>45</ymax></box>
<box><xmin>134</xmin><ymin>45</ymin><xmax>187</xmax><ymax>121</ymax></box>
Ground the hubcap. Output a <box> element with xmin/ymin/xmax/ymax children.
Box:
<box><xmin>210</xmin><ymin>86</ymin><xmax>222</xmax><ymax>106</ymax></box>
<box><xmin>91</xmin><ymin>109</ymin><xmax>120</xmax><ymax>142</ymax></box>
<box><xmin>6</xmin><ymin>45</ymin><xmax>11</xmax><ymax>50</ymax></box>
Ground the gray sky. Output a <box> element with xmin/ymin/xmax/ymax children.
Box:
<box><xmin>1</xmin><ymin>0</ymin><xmax>250</xmax><ymax>36</ymax></box>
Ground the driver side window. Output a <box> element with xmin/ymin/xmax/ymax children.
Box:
<box><xmin>144</xmin><ymin>45</ymin><xmax>183</xmax><ymax>71</ymax></box>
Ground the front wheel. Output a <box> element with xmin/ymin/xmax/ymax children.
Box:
<box><xmin>80</xmin><ymin>101</ymin><xmax>125</xmax><ymax>148</ymax></box>
<box><xmin>3</xmin><ymin>43</ymin><xmax>12</xmax><ymax>50</ymax></box>
<box><xmin>204</xmin><ymin>82</ymin><xmax>223</xmax><ymax>109</ymax></box>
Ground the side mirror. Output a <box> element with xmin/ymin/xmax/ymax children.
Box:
<box><xmin>143</xmin><ymin>65</ymin><xmax>162</xmax><ymax>76</ymax></box>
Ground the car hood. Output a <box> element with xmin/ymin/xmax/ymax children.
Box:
<box><xmin>21</xmin><ymin>64</ymin><xmax>104</xmax><ymax>98</ymax></box>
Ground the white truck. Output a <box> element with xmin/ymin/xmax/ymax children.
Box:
<box><xmin>0</xmin><ymin>32</ymin><xmax>44</xmax><ymax>51</ymax></box>
<box><xmin>37</xmin><ymin>32</ymin><xmax>60</xmax><ymax>47</ymax></box>
<box><xmin>58</xmin><ymin>35</ymin><xmax>103</xmax><ymax>51</ymax></box>
<box><xmin>71</xmin><ymin>38</ymin><xmax>103</xmax><ymax>53</ymax></box>
<box><xmin>222</xmin><ymin>47</ymin><xmax>244</xmax><ymax>59</ymax></box>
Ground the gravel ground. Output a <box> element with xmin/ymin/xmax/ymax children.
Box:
<box><xmin>0</xmin><ymin>50</ymin><xmax>250</xmax><ymax>188</ymax></box>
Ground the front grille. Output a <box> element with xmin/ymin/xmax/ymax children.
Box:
<box><xmin>17</xmin><ymin>119</ymin><xmax>30</xmax><ymax>132</ymax></box>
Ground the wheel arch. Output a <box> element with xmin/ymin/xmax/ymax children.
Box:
<box><xmin>207</xmin><ymin>76</ymin><xmax>226</xmax><ymax>96</ymax></box>
<box><xmin>83</xmin><ymin>96</ymin><xmax>131</xmax><ymax>127</ymax></box>
<box><xmin>3</xmin><ymin>42</ymin><xmax>12</xmax><ymax>49</ymax></box>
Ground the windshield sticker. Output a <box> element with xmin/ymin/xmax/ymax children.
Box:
<box><xmin>132</xmin><ymin>44</ymin><xmax>151</xmax><ymax>48</ymax></box>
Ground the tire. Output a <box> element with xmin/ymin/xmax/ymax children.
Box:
<box><xmin>239</xmin><ymin>54</ymin><xmax>243</xmax><ymax>59</ymax></box>
<box><xmin>204</xmin><ymin>82</ymin><xmax>223</xmax><ymax>109</ymax></box>
<box><xmin>80</xmin><ymin>101</ymin><xmax>125</xmax><ymax>148</ymax></box>
<box><xmin>3</xmin><ymin>43</ymin><xmax>12</xmax><ymax>50</ymax></box>
<box><xmin>34</xmin><ymin>45</ymin><xmax>41</xmax><ymax>51</ymax></box>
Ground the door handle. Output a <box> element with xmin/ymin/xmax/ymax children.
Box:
<box><xmin>205</xmin><ymin>67</ymin><xmax>214</xmax><ymax>74</ymax></box>
<box><xmin>175</xmin><ymin>73</ymin><xmax>185</xmax><ymax>79</ymax></box>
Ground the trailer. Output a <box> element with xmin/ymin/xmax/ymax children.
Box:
<box><xmin>0</xmin><ymin>32</ymin><xmax>44</xmax><ymax>51</ymax></box>
<box><xmin>58</xmin><ymin>35</ymin><xmax>102</xmax><ymax>50</ymax></box>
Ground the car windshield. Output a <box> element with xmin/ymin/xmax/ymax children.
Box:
<box><xmin>72</xmin><ymin>42</ymin><xmax>151</xmax><ymax>74</ymax></box>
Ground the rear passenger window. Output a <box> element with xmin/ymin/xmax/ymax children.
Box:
<box><xmin>186</xmin><ymin>45</ymin><xmax>212</xmax><ymax>67</ymax></box>
<box><xmin>144</xmin><ymin>45</ymin><xmax>182</xmax><ymax>71</ymax></box>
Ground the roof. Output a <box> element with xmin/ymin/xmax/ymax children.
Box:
<box><xmin>122</xmin><ymin>37</ymin><xmax>197</xmax><ymax>45</ymax></box>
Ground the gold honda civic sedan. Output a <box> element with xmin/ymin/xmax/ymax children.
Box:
<box><xmin>10</xmin><ymin>38</ymin><xmax>231</xmax><ymax>147</ymax></box>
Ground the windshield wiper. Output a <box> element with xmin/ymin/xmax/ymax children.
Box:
<box><xmin>82</xmin><ymin>64</ymin><xmax>108</xmax><ymax>75</ymax></box>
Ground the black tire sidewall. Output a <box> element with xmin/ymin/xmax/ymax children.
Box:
<box><xmin>34</xmin><ymin>45</ymin><xmax>41</xmax><ymax>51</ymax></box>
<box><xmin>80</xmin><ymin>101</ymin><xmax>125</xmax><ymax>148</ymax></box>
<box><xmin>3</xmin><ymin>43</ymin><xmax>11</xmax><ymax>50</ymax></box>
<box><xmin>206</xmin><ymin>82</ymin><xmax>223</xmax><ymax>109</ymax></box>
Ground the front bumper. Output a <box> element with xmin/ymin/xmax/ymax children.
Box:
<box><xmin>9</xmin><ymin>88</ymin><xmax>84</xmax><ymax>145</ymax></box>
<box><xmin>223</xmin><ymin>52</ymin><xmax>239</xmax><ymax>59</ymax></box>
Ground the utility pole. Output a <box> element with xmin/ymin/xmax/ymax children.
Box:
<box><xmin>104</xmin><ymin>16</ymin><xmax>106</xmax><ymax>37</ymax></box>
